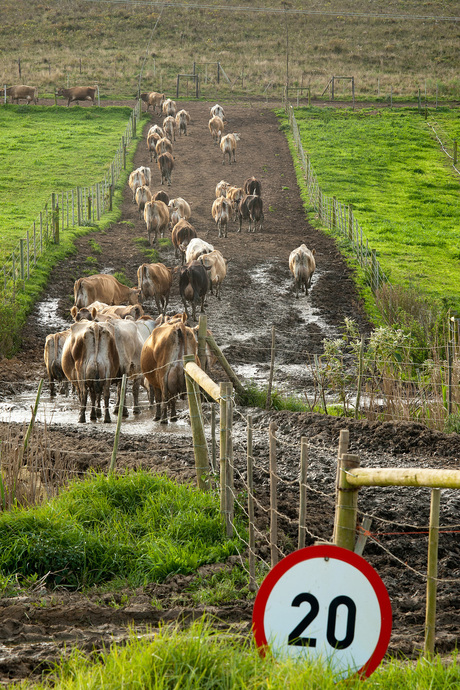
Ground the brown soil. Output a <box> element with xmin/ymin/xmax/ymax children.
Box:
<box><xmin>0</xmin><ymin>101</ymin><xmax>459</xmax><ymax>686</ymax></box>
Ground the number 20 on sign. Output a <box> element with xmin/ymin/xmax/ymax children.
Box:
<box><xmin>252</xmin><ymin>545</ymin><xmax>392</xmax><ymax>679</ymax></box>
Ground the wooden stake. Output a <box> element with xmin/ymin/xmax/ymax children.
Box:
<box><xmin>226</xmin><ymin>382</ymin><xmax>234</xmax><ymax>533</ymax></box>
<box><xmin>184</xmin><ymin>354</ymin><xmax>210</xmax><ymax>491</ymax></box>
<box><xmin>334</xmin><ymin>453</ymin><xmax>360</xmax><ymax>551</ymax></box>
<box><xmin>424</xmin><ymin>488</ymin><xmax>441</xmax><ymax>656</ymax></box>
<box><xmin>298</xmin><ymin>437</ymin><xmax>308</xmax><ymax>549</ymax></box>
<box><xmin>346</xmin><ymin>467</ymin><xmax>460</xmax><ymax>489</ymax></box>
<box><xmin>109</xmin><ymin>374</ymin><xmax>127</xmax><ymax>474</ymax></box>
<box><xmin>266</xmin><ymin>325</ymin><xmax>275</xmax><ymax>409</ymax></box>
<box><xmin>332</xmin><ymin>429</ymin><xmax>349</xmax><ymax>543</ymax></box>
<box><xmin>197</xmin><ymin>314</ymin><xmax>207</xmax><ymax>370</ymax></box>
<box><xmin>269</xmin><ymin>421</ymin><xmax>279</xmax><ymax>566</ymax></box>
<box><xmin>23</xmin><ymin>379</ymin><xmax>43</xmax><ymax>453</ymax></box>
<box><xmin>247</xmin><ymin>415</ymin><xmax>256</xmax><ymax>591</ymax></box>
<box><xmin>219</xmin><ymin>382</ymin><xmax>230</xmax><ymax>535</ymax></box>
<box><xmin>210</xmin><ymin>403</ymin><xmax>217</xmax><ymax>474</ymax></box>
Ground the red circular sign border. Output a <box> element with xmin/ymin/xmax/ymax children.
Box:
<box><xmin>252</xmin><ymin>544</ymin><xmax>392</xmax><ymax>679</ymax></box>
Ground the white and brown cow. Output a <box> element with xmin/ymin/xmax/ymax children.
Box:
<box><xmin>215</xmin><ymin>180</ymin><xmax>230</xmax><ymax>198</ymax></box>
<box><xmin>155</xmin><ymin>136</ymin><xmax>173</xmax><ymax>158</ymax></box>
<box><xmin>220</xmin><ymin>133</ymin><xmax>240</xmax><ymax>165</ymax></box>
<box><xmin>147</xmin><ymin>132</ymin><xmax>161</xmax><ymax>162</ymax></box>
<box><xmin>162</xmin><ymin>98</ymin><xmax>177</xmax><ymax>117</ymax></box>
<box><xmin>210</xmin><ymin>103</ymin><xmax>225</xmax><ymax>120</ymax></box>
<box><xmin>199</xmin><ymin>250</ymin><xmax>228</xmax><ymax>300</ymax></box>
<box><xmin>137</xmin><ymin>262</ymin><xmax>173</xmax><ymax>315</ymax></box>
<box><xmin>289</xmin><ymin>244</ymin><xmax>316</xmax><ymax>298</ymax></box>
<box><xmin>141</xmin><ymin>316</ymin><xmax>198</xmax><ymax>423</ymax></box>
<box><xmin>243</xmin><ymin>176</ymin><xmax>262</xmax><ymax>197</ymax></box>
<box><xmin>211</xmin><ymin>196</ymin><xmax>232</xmax><ymax>238</ymax></box>
<box><xmin>73</xmin><ymin>274</ymin><xmax>141</xmax><ymax>308</ymax></box>
<box><xmin>226</xmin><ymin>186</ymin><xmax>245</xmax><ymax>220</ymax></box>
<box><xmin>135</xmin><ymin>185</ymin><xmax>152</xmax><ymax>219</ymax></box>
<box><xmin>185</xmin><ymin>237</ymin><xmax>214</xmax><ymax>264</ymax></box>
<box><xmin>162</xmin><ymin>115</ymin><xmax>177</xmax><ymax>142</ymax></box>
<box><xmin>144</xmin><ymin>199</ymin><xmax>170</xmax><ymax>245</ymax></box>
<box><xmin>71</xmin><ymin>302</ymin><xmax>144</xmax><ymax>322</ymax></box>
<box><xmin>129</xmin><ymin>168</ymin><xmax>147</xmax><ymax>202</ymax></box>
<box><xmin>61</xmin><ymin>320</ymin><xmax>119</xmax><ymax>423</ymax></box>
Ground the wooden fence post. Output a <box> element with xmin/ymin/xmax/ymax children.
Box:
<box><xmin>77</xmin><ymin>187</ymin><xmax>81</xmax><ymax>226</ymax></box>
<box><xmin>334</xmin><ymin>453</ymin><xmax>360</xmax><ymax>551</ymax></box>
<box><xmin>226</xmin><ymin>381</ymin><xmax>234</xmax><ymax>532</ymax></box>
<box><xmin>348</xmin><ymin>204</ymin><xmax>353</xmax><ymax>240</ymax></box>
<box><xmin>332</xmin><ymin>429</ymin><xmax>349</xmax><ymax>543</ymax></box>
<box><xmin>453</xmin><ymin>140</ymin><xmax>458</xmax><ymax>166</ymax></box>
<box><xmin>197</xmin><ymin>314</ymin><xmax>207</xmax><ymax>370</ymax></box>
<box><xmin>184</xmin><ymin>354</ymin><xmax>210</xmax><ymax>491</ymax></box>
<box><xmin>269</xmin><ymin>421</ymin><xmax>279</xmax><ymax>566</ymax></box>
<box><xmin>210</xmin><ymin>403</ymin><xmax>217</xmax><ymax>473</ymax></box>
<box><xmin>247</xmin><ymin>414</ymin><xmax>256</xmax><ymax>591</ymax></box>
<box><xmin>219</xmin><ymin>381</ymin><xmax>230</xmax><ymax>535</ymax></box>
<box><xmin>23</xmin><ymin>379</ymin><xmax>44</xmax><ymax>453</ymax></box>
<box><xmin>266</xmin><ymin>325</ymin><xmax>275</xmax><ymax>409</ymax></box>
<box><xmin>122</xmin><ymin>136</ymin><xmax>126</xmax><ymax>169</ymax></box>
<box><xmin>298</xmin><ymin>437</ymin><xmax>308</xmax><ymax>549</ymax></box>
<box><xmin>424</xmin><ymin>488</ymin><xmax>441</xmax><ymax>656</ymax></box>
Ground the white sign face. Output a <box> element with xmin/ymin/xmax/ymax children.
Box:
<box><xmin>253</xmin><ymin>545</ymin><xmax>392</xmax><ymax>679</ymax></box>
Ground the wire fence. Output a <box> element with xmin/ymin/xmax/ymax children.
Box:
<box><xmin>0</xmin><ymin>99</ymin><xmax>142</xmax><ymax>306</ymax></box>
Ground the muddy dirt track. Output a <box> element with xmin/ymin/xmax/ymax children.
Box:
<box><xmin>0</xmin><ymin>101</ymin><xmax>459</xmax><ymax>685</ymax></box>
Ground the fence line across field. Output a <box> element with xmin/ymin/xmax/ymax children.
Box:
<box><xmin>0</xmin><ymin>99</ymin><xmax>142</xmax><ymax>305</ymax></box>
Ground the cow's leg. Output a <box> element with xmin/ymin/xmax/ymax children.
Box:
<box><xmin>238</xmin><ymin>216</ymin><xmax>242</xmax><ymax>233</ymax></box>
<box><xmin>49</xmin><ymin>378</ymin><xmax>56</xmax><ymax>397</ymax></box>
<box><xmin>160</xmin><ymin>394</ymin><xmax>169</xmax><ymax>423</ymax></box>
<box><xmin>78</xmin><ymin>388</ymin><xmax>87</xmax><ymax>424</ymax></box>
<box><xmin>153</xmin><ymin>387</ymin><xmax>162</xmax><ymax>420</ymax></box>
<box><xmin>89</xmin><ymin>388</ymin><xmax>98</xmax><ymax>422</ymax></box>
<box><xmin>103</xmin><ymin>383</ymin><xmax>111</xmax><ymax>423</ymax></box>
<box><xmin>133</xmin><ymin>379</ymin><xmax>141</xmax><ymax>415</ymax></box>
<box><xmin>169</xmin><ymin>396</ymin><xmax>177</xmax><ymax>422</ymax></box>
<box><xmin>200</xmin><ymin>295</ymin><xmax>206</xmax><ymax>313</ymax></box>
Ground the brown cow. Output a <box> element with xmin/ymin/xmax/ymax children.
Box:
<box><xmin>215</xmin><ymin>180</ymin><xmax>230</xmax><ymax>198</ymax></box>
<box><xmin>129</xmin><ymin>168</ymin><xmax>147</xmax><ymax>202</ymax></box>
<box><xmin>140</xmin><ymin>91</ymin><xmax>165</xmax><ymax>113</ymax></box>
<box><xmin>162</xmin><ymin>98</ymin><xmax>177</xmax><ymax>117</ymax></box>
<box><xmin>162</xmin><ymin>115</ymin><xmax>176</xmax><ymax>142</ymax></box>
<box><xmin>73</xmin><ymin>274</ymin><xmax>141</xmax><ymax>308</ymax></box>
<box><xmin>155</xmin><ymin>136</ymin><xmax>173</xmax><ymax>158</ymax></box>
<box><xmin>211</xmin><ymin>196</ymin><xmax>232</xmax><ymax>238</ymax></box>
<box><xmin>238</xmin><ymin>194</ymin><xmax>264</xmax><ymax>233</ymax></box>
<box><xmin>199</xmin><ymin>250</ymin><xmax>228</xmax><ymax>300</ymax></box>
<box><xmin>61</xmin><ymin>320</ymin><xmax>119</xmax><ymax>423</ymax></box>
<box><xmin>152</xmin><ymin>190</ymin><xmax>170</xmax><ymax>205</ymax></box>
<box><xmin>147</xmin><ymin>132</ymin><xmax>161</xmax><ymax>162</ymax></box>
<box><xmin>171</xmin><ymin>219</ymin><xmax>197</xmax><ymax>263</ymax></box>
<box><xmin>226</xmin><ymin>186</ymin><xmax>245</xmax><ymax>220</ymax></box>
<box><xmin>289</xmin><ymin>244</ymin><xmax>316</xmax><ymax>298</ymax></box>
<box><xmin>70</xmin><ymin>302</ymin><xmax>144</xmax><ymax>322</ymax></box>
<box><xmin>243</xmin><ymin>176</ymin><xmax>262</xmax><ymax>197</ymax></box>
<box><xmin>210</xmin><ymin>104</ymin><xmax>225</xmax><ymax>120</ymax></box>
<box><xmin>209</xmin><ymin>116</ymin><xmax>225</xmax><ymax>144</ymax></box>
<box><xmin>5</xmin><ymin>85</ymin><xmax>38</xmax><ymax>104</ymax></box>
<box><xmin>44</xmin><ymin>330</ymin><xmax>70</xmax><ymax>397</ymax></box>
<box><xmin>220</xmin><ymin>133</ymin><xmax>241</xmax><ymax>165</ymax></box>
<box><xmin>144</xmin><ymin>199</ymin><xmax>170</xmax><ymax>245</ymax></box>
<box><xmin>57</xmin><ymin>86</ymin><xmax>97</xmax><ymax>106</ymax></box>
<box><xmin>137</xmin><ymin>262</ymin><xmax>173</xmax><ymax>315</ymax></box>
<box><xmin>157</xmin><ymin>152</ymin><xmax>174</xmax><ymax>186</ymax></box>
<box><xmin>141</xmin><ymin>316</ymin><xmax>198</xmax><ymax>423</ymax></box>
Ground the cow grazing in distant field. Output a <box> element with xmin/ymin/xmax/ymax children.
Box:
<box><xmin>178</xmin><ymin>261</ymin><xmax>210</xmax><ymax>321</ymax></box>
<box><xmin>238</xmin><ymin>194</ymin><xmax>264</xmax><ymax>233</ymax></box>
<box><xmin>171</xmin><ymin>219</ymin><xmax>197</xmax><ymax>263</ymax></box>
<box><xmin>137</xmin><ymin>262</ymin><xmax>173</xmax><ymax>315</ymax></box>
<box><xmin>211</xmin><ymin>196</ymin><xmax>232</xmax><ymax>238</ymax></box>
<box><xmin>215</xmin><ymin>180</ymin><xmax>230</xmax><ymax>198</ymax></box>
<box><xmin>153</xmin><ymin>190</ymin><xmax>170</xmax><ymax>205</ymax></box>
<box><xmin>226</xmin><ymin>186</ymin><xmax>245</xmax><ymax>220</ymax></box>
<box><xmin>155</xmin><ymin>136</ymin><xmax>173</xmax><ymax>158</ymax></box>
<box><xmin>57</xmin><ymin>86</ymin><xmax>97</xmax><ymax>106</ymax></box>
<box><xmin>44</xmin><ymin>330</ymin><xmax>70</xmax><ymax>397</ymax></box>
<box><xmin>144</xmin><ymin>199</ymin><xmax>170</xmax><ymax>245</ymax></box>
<box><xmin>5</xmin><ymin>85</ymin><xmax>38</xmax><ymax>104</ymax></box>
<box><xmin>289</xmin><ymin>244</ymin><xmax>316</xmax><ymax>298</ymax></box>
<box><xmin>135</xmin><ymin>185</ymin><xmax>152</xmax><ymax>219</ymax></box>
<box><xmin>61</xmin><ymin>320</ymin><xmax>119</xmax><ymax>423</ymax></box>
<box><xmin>162</xmin><ymin>115</ymin><xmax>177</xmax><ymax>142</ymax></box>
<box><xmin>208</xmin><ymin>116</ymin><xmax>225</xmax><ymax>144</ymax></box>
<box><xmin>243</xmin><ymin>176</ymin><xmax>262</xmax><ymax>197</ymax></box>
<box><xmin>157</xmin><ymin>152</ymin><xmax>174</xmax><ymax>186</ymax></box>
<box><xmin>162</xmin><ymin>98</ymin><xmax>177</xmax><ymax>117</ymax></box>
<box><xmin>199</xmin><ymin>250</ymin><xmax>228</xmax><ymax>300</ymax></box>
<box><xmin>141</xmin><ymin>316</ymin><xmax>198</xmax><ymax>423</ymax></box>
<box><xmin>175</xmin><ymin>109</ymin><xmax>191</xmax><ymax>136</ymax></box>
<box><xmin>71</xmin><ymin>302</ymin><xmax>144</xmax><ymax>322</ymax></box>
<box><xmin>129</xmin><ymin>168</ymin><xmax>147</xmax><ymax>202</ymax></box>
<box><xmin>210</xmin><ymin>104</ymin><xmax>225</xmax><ymax>120</ymax></box>
<box><xmin>185</xmin><ymin>237</ymin><xmax>214</xmax><ymax>264</ymax></box>
<box><xmin>73</xmin><ymin>274</ymin><xmax>141</xmax><ymax>308</ymax></box>
<box><xmin>220</xmin><ymin>133</ymin><xmax>240</xmax><ymax>165</ymax></box>
<box><xmin>140</xmin><ymin>91</ymin><xmax>164</xmax><ymax>113</ymax></box>
<box><xmin>147</xmin><ymin>132</ymin><xmax>161</xmax><ymax>162</ymax></box>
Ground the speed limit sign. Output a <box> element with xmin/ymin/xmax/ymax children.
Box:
<box><xmin>252</xmin><ymin>545</ymin><xmax>392</xmax><ymax>679</ymax></box>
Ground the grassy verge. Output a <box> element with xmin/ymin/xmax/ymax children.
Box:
<box><xmin>279</xmin><ymin>106</ymin><xmax>460</xmax><ymax>311</ymax></box>
<box><xmin>0</xmin><ymin>105</ymin><xmax>134</xmax><ymax>258</ymax></box>
<box><xmin>0</xmin><ymin>471</ymin><xmax>243</xmax><ymax>590</ymax></box>
<box><xmin>16</xmin><ymin>620</ymin><xmax>460</xmax><ymax>689</ymax></box>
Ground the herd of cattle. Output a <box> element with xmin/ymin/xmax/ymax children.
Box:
<box><xmin>39</xmin><ymin>93</ymin><xmax>316</xmax><ymax>425</ymax></box>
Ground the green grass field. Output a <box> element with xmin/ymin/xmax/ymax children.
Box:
<box><xmin>0</xmin><ymin>105</ymin><xmax>133</xmax><ymax>261</ymax></box>
<box><xmin>284</xmin><ymin>106</ymin><xmax>460</xmax><ymax>310</ymax></box>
